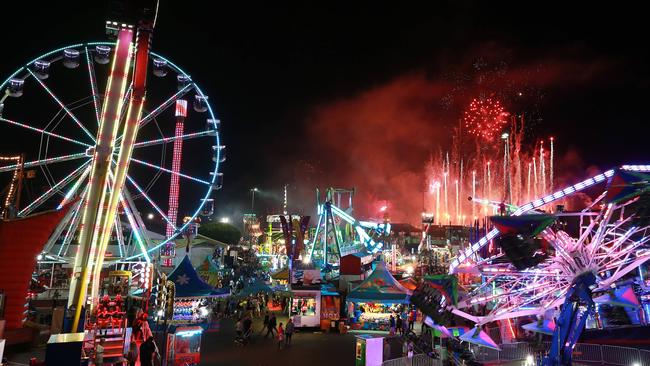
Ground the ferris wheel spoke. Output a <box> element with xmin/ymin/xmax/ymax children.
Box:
<box><xmin>125</xmin><ymin>174</ymin><xmax>179</xmax><ymax>232</ymax></box>
<box><xmin>130</xmin><ymin>158</ymin><xmax>211</xmax><ymax>185</ymax></box>
<box><xmin>57</xmin><ymin>198</ymin><xmax>84</xmax><ymax>257</ymax></box>
<box><xmin>58</xmin><ymin>165</ymin><xmax>92</xmax><ymax>209</ymax></box>
<box><xmin>138</xmin><ymin>83</ymin><xmax>194</xmax><ymax>129</ymax></box>
<box><xmin>18</xmin><ymin>160</ymin><xmax>90</xmax><ymax>216</ymax></box>
<box><xmin>0</xmin><ymin>153</ymin><xmax>89</xmax><ymax>173</ymax></box>
<box><xmin>85</xmin><ymin>47</ymin><xmax>102</xmax><ymax>126</ymax></box>
<box><xmin>0</xmin><ymin>117</ymin><xmax>92</xmax><ymax>148</ymax></box>
<box><xmin>114</xmin><ymin>216</ymin><xmax>126</xmax><ymax>258</ymax></box>
<box><xmin>132</xmin><ymin>130</ymin><xmax>215</xmax><ymax>149</ymax></box>
<box><xmin>26</xmin><ymin>69</ymin><xmax>96</xmax><ymax>142</ymax></box>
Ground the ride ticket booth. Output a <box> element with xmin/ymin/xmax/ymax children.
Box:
<box><xmin>355</xmin><ymin>334</ymin><xmax>384</xmax><ymax>366</ymax></box>
<box><xmin>165</xmin><ymin>326</ymin><xmax>203</xmax><ymax>366</ymax></box>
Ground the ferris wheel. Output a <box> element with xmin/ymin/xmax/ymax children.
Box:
<box><xmin>448</xmin><ymin>165</ymin><xmax>650</xmax><ymax>337</ymax></box>
<box><xmin>0</xmin><ymin>41</ymin><xmax>224</xmax><ymax>263</ymax></box>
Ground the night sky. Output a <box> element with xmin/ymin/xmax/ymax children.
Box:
<box><xmin>2</xmin><ymin>2</ymin><xmax>649</xmax><ymax>226</ymax></box>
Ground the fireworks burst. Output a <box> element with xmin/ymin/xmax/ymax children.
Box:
<box><xmin>463</xmin><ymin>97</ymin><xmax>509</xmax><ymax>141</ymax></box>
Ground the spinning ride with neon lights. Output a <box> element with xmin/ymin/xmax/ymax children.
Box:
<box><xmin>0</xmin><ymin>43</ymin><xmax>222</xmax><ymax>264</ymax></box>
<box><xmin>308</xmin><ymin>188</ymin><xmax>390</xmax><ymax>270</ymax></box>
<box><xmin>447</xmin><ymin>165</ymin><xmax>650</xmax><ymax>362</ymax></box>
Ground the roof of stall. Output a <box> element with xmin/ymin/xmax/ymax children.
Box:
<box><xmin>347</xmin><ymin>261</ymin><xmax>411</xmax><ymax>304</ymax></box>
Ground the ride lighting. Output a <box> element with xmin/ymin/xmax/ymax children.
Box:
<box><xmin>94</xmin><ymin>45</ymin><xmax>111</xmax><ymax>64</ymax></box>
<box><xmin>63</xmin><ymin>49</ymin><xmax>80</xmax><ymax>69</ymax></box>
<box><xmin>152</xmin><ymin>58</ymin><xmax>168</xmax><ymax>77</ymax></box>
<box><xmin>177</xmin><ymin>329</ymin><xmax>203</xmax><ymax>338</ymax></box>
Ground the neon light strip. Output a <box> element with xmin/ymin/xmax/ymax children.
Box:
<box><xmin>0</xmin><ymin>153</ymin><xmax>88</xmax><ymax>173</ymax></box>
<box><xmin>126</xmin><ymin>174</ymin><xmax>178</xmax><ymax>230</ymax></box>
<box><xmin>26</xmin><ymin>69</ymin><xmax>96</xmax><ymax>142</ymax></box>
<box><xmin>58</xmin><ymin>199</ymin><xmax>84</xmax><ymax>256</ymax></box>
<box><xmin>85</xmin><ymin>47</ymin><xmax>102</xmax><ymax>126</ymax></box>
<box><xmin>449</xmin><ymin>169</ymin><xmax>616</xmax><ymax>273</ymax></box>
<box><xmin>621</xmin><ymin>165</ymin><xmax>650</xmax><ymax>172</ymax></box>
<box><xmin>137</xmin><ymin>83</ymin><xmax>193</xmax><ymax>129</ymax></box>
<box><xmin>163</xmin><ymin>110</ymin><xmax>186</xmax><ymax>266</ymax></box>
<box><xmin>58</xmin><ymin>165</ymin><xmax>91</xmax><ymax>209</ymax></box>
<box><xmin>19</xmin><ymin>161</ymin><xmax>90</xmax><ymax>216</ymax></box>
<box><xmin>114</xmin><ymin>219</ymin><xmax>124</xmax><ymax>258</ymax></box>
<box><xmin>0</xmin><ymin>117</ymin><xmax>92</xmax><ymax>147</ymax></box>
<box><xmin>132</xmin><ymin>130</ymin><xmax>214</xmax><ymax>148</ymax></box>
<box><xmin>119</xmin><ymin>193</ymin><xmax>150</xmax><ymax>262</ymax></box>
<box><xmin>131</xmin><ymin>158</ymin><xmax>210</xmax><ymax>185</ymax></box>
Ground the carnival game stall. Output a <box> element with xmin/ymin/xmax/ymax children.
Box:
<box><xmin>167</xmin><ymin>256</ymin><xmax>229</xmax><ymax>328</ymax></box>
<box><xmin>346</xmin><ymin>261</ymin><xmax>411</xmax><ymax>332</ymax></box>
<box><xmin>165</xmin><ymin>326</ymin><xmax>203</xmax><ymax>366</ymax></box>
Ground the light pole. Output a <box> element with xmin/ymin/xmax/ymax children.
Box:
<box><xmin>250</xmin><ymin>188</ymin><xmax>258</xmax><ymax>213</ymax></box>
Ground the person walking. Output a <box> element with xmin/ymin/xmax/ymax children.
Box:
<box><xmin>265</xmin><ymin>313</ymin><xmax>277</xmax><ymax>338</ymax></box>
<box><xmin>285</xmin><ymin>318</ymin><xmax>294</xmax><ymax>346</ymax></box>
<box><xmin>408</xmin><ymin>309</ymin><xmax>415</xmax><ymax>331</ymax></box>
<box><xmin>243</xmin><ymin>315</ymin><xmax>253</xmax><ymax>341</ymax></box>
<box><xmin>260</xmin><ymin>311</ymin><xmax>269</xmax><ymax>334</ymax></box>
<box><xmin>126</xmin><ymin>340</ymin><xmax>139</xmax><ymax>366</ymax></box>
<box><xmin>277</xmin><ymin>322</ymin><xmax>285</xmax><ymax>349</ymax></box>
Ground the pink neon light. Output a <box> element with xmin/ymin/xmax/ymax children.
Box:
<box><xmin>162</xmin><ymin>100</ymin><xmax>187</xmax><ymax>266</ymax></box>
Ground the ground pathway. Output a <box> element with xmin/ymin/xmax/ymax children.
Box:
<box><xmin>199</xmin><ymin>312</ymin><xmax>357</xmax><ymax>366</ymax></box>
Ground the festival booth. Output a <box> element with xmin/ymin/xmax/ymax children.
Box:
<box><xmin>318</xmin><ymin>284</ymin><xmax>342</xmax><ymax>332</ymax></box>
<box><xmin>195</xmin><ymin>256</ymin><xmax>223</xmax><ymax>288</ymax></box>
<box><xmin>270</xmin><ymin>267</ymin><xmax>290</xmax><ymax>290</ymax></box>
<box><xmin>167</xmin><ymin>255</ymin><xmax>228</xmax><ymax>328</ymax></box>
<box><xmin>346</xmin><ymin>261</ymin><xmax>411</xmax><ymax>332</ymax></box>
<box><xmin>290</xmin><ymin>267</ymin><xmax>324</xmax><ymax>328</ymax></box>
<box><xmin>165</xmin><ymin>326</ymin><xmax>203</xmax><ymax>366</ymax></box>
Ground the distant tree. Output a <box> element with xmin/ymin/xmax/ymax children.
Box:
<box><xmin>199</xmin><ymin>222</ymin><xmax>242</xmax><ymax>245</ymax></box>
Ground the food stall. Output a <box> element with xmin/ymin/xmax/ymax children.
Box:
<box><xmin>290</xmin><ymin>286</ymin><xmax>321</xmax><ymax>327</ymax></box>
<box><xmin>165</xmin><ymin>326</ymin><xmax>203</xmax><ymax>366</ymax></box>
<box><xmin>346</xmin><ymin>261</ymin><xmax>411</xmax><ymax>332</ymax></box>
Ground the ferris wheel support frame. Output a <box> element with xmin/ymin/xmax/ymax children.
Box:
<box><xmin>68</xmin><ymin>28</ymin><xmax>135</xmax><ymax>331</ymax></box>
<box><xmin>90</xmin><ymin>26</ymin><xmax>153</xmax><ymax>304</ymax></box>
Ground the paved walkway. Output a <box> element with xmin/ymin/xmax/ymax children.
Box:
<box><xmin>199</xmin><ymin>312</ymin><xmax>357</xmax><ymax>366</ymax></box>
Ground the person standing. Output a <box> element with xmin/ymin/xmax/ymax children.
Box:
<box><xmin>139</xmin><ymin>337</ymin><xmax>157</xmax><ymax>366</ymax></box>
<box><xmin>285</xmin><ymin>318</ymin><xmax>294</xmax><ymax>346</ymax></box>
<box><xmin>401</xmin><ymin>312</ymin><xmax>408</xmax><ymax>334</ymax></box>
<box><xmin>389</xmin><ymin>314</ymin><xmax>396</xmax><ymax>336</ymax></box>
<box><xmin>266</xmin><ymin>313</ymin><xmax>277</xmax><ymax>338</ymax></box>
<box><xmin>235</xmin><ymin>318</ymin><xmax>243</xmax><ymax>339</ymax></box>
<box><xmin>408</xmin><ymin>309</ymin><xmax>415</xmax><ymax>331</ymax></box>
<box><xmin>396</xmin><ymin>313</ymin><xmax>403</xmax><ymax>335</ymax></box>
<box><xmin>126</xmin><ymin>340</ymin><xmax>139</xmax><ymax>366</ymax></box>
<box><xmin>95</xmin><ymin>338</ymin><xmax>105</xmax><ymax>366</ymax></box>
<box><xmin>277</xmin><ymin>322</ymin><xmax>285</xmax><ymax>349</ymax></box>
